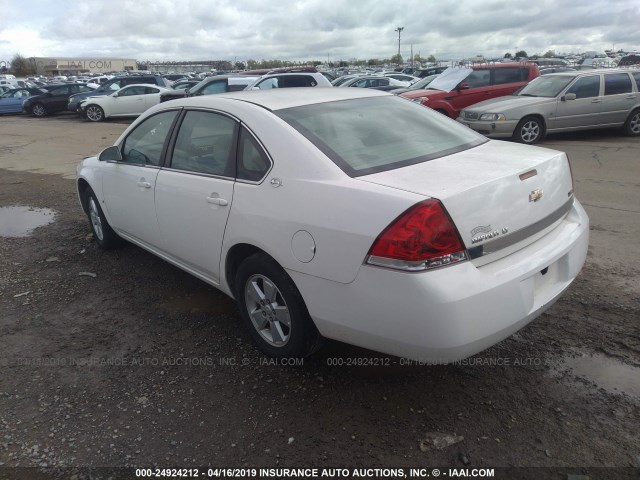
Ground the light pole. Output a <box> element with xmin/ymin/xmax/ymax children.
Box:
<box><xmin>395</xmin><ymin>27</ymin><xmax>404</xmax><ymax>64</ymax></box>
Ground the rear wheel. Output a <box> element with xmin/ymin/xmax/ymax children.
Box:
<box><xmin>235</xmin><ymin>253</ymin><xmax>321</xmax><ymax>358</ymax></box>
<box><xmin>623</xmin><ymin>109</ymin><xmax>640</xmax><ymax>136</ymax></box>
<box><xmin>31</xmin><ymin>103</ymin><xmax>47</xmax><ymax>117</ymax></box>
<box><xmin>513</xmin><ymin>116</ymin><xmax>545</xmax><ymax>144</ymax></box>
<box><xmin>85</xmin><ymin>104</ymin><xmax>105</xmax><ymax>122</ymax></box>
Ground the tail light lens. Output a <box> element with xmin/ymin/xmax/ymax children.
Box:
<box><xmin>366</xmin><ymin>199</ymin><xmax>468</xmax><ymax>271</ymax></box>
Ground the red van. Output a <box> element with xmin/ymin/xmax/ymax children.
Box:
<box><xmin>400</xmin><ymin>63</ymin><xmax>540</xmax><ymax>118</ymax></box>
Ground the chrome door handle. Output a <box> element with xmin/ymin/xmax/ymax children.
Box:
<box><xmin>136</xmin><ymin>181</ymin><xmax>151</xmax><ymax>188</ymax></box>
<box><xmin>206</xmin><ymin>196</ymin><xmax>228</xmax><ymax>206</ymax></box>
<box><xmin>591</xmin><ymin>99</ymin><xmax>601</xmax><ymax>103</ymax></box>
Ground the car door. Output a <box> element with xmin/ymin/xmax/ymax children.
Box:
<box><xmin>101</xmin><ymin>110</ymin><xmax>179</xmax><ymax>245</ymax></box>
<box><xmin>111</xmin><ymin>85</ymin><xmax>148</xmax><ymax>116</ymax></box>
<box><xmin>552</xmin><ymin>74</ymin><xmax>602</xmax><ymax>129</ymax></box>
<box><xmin>0</xmin><ymin>89</ymin><xmax>27</xmax><ymax>113</ymax></box>
<box><xmin>447</xmin><ymin>68</ymin><xmax>492</xmax><ymax>114</ymax></box>
<box><xmin>143</xmin><ymin>86</ymin><xmax>162</xmax><ymax>111</ymax></box>
<box><xmin>599</xmin><ymin>72</ymin><xmax>636</xmax><ymax>125</ymax></box>
<box><xmin>44</xmin><ymin>85</ymin><xmax>71</xmax><ymax>111</ymax></box>
<box><xmin>154</xmin><ymin>110</ymin><xmax>238</xmax><ymax>283</ymax></box>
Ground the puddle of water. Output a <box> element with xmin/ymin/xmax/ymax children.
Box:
<box><xmin>560</xmin><ymin>354</ymin><xmax>640</xmax><ymax>398</ymax></box>
<box><xmin>0</xmin><ymin>206</ymin><xmax>56</xmax><ymax>237</ymax></box>
<box><xmin>161</xmin><ymin>290</ymin><xmax>236</xmax><ymax>315</ymax></box>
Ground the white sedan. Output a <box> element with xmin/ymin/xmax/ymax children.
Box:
<box><xmin>79</xmin><ymin>84</ymin><xmax>172</xmax><ymax>122</ymax></box>
<box><xmin>76</xmin><ymin>88</ymin><xmax>589</xmax><ymax>361</ymax></box>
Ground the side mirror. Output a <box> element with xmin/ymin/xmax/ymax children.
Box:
<box><xmin>457</xmin><ymin>83</ymin><xmax>470</xmax><ymax>91</ymax></box>
<box><xmin>562</xmin><ymin>93</ymin><xmax>577</xmax><ymax>101</ymax></box>
<box><xmin>98</xmin><ymin>145</ymin><xmax>122</xmax><ymax>162</ymax></box>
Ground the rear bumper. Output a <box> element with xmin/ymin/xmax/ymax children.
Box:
<box><xmin>457</xmin><ymin>117</ymin><xmax>518</xmax><ymax>138</ymax></box>
<box><xmin>289</xmin><ymin>200</ymin><xmax>589</xmax><ymax>363</ymax></box>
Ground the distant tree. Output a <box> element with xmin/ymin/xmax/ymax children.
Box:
<box><xmin>10</xmin><ymin>54</ymin><xmax>36</xmax><ymax>76</ymax></box>
<box><xmin>367</xmin><ymin>58</ymin><xmax>379</xmax><ymax>66</ymax></box>
<box><xmin>515</xmin><ymin>50</ymin><xmax>528</xmax><ymax>58</ymax></box>
<box><xmin>234</xmin><ymin>61</ymin><xmax>246</xmax><ymax>70</ymax></box>
<box><xmin>246</xmin><ymin>59</ymin><xmax>258</xmax><ymax>69</ymax></box>
<box><xmin>504</xmin><ymin>52</ymin><xmax>512</xmax><ymax>58</ymax></box>
<box><xmin>390</xmin><ymin>53</ymin><xmax>403</xmax><ymax>65</ymax></box>
<box><xmin>0</xmin><ymin>65</ymin><xmax>7</xmax><ymax>74</ymax></box>
<box><xmin>543</xmin><ymin>50</ymin><xmax>556</xmax><ymax>58</ymax></box>
<box><xmin>338</xmin><ymin>60</ymin><xmax>348</xmax><ymax>67</ymax></box>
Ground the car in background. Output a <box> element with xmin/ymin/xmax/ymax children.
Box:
<box><xmin>338</xmin><ymin>75</ymin><xmax>410</xmax><ymax>91</ymax></box>
<box><xmin>457</xmin><ymin>69</ymin><xmax>640</xmax><ymax>143</ymax></box>
<box><xmin>76</xmin><ymin>88</ymin><xmax>588</xmax><ymax>361</ymax></box>
<box><xmin>163</xmin><ymin>74</ymin><xmax>187</xmax><ymax>83</ymax></box>
<box><xmin>384</xmin><ymin>73</ymin><xmax>420</xmax><ymax>84</ymax></box>
<box><xmin>170</xmin><ymin>79</ymin><xmax>200</xmax><ymax>91</ymax></box>
<box><xmin>388</xmin><ymin>74</ymin><xmax>439</xmax><ymax>95</ymax></box>
<box><xmin>160</xmin><ymin>75</ymin><xmax>259</xmax><ymax>103</ymax></box>
<box><xmin>401</xmin><ymin>63</ymin><xmax>540</xmax><ymax>118</ymax></box>
<box><xmin>0</xmin><ymin>87</ymin><xmax>49</xmax><ymax>114</ymax></box>
<box><xmin>413</xmin><ymin>65</ymin><xmax>449</xmax><ymax>78</ymax></box>
<box><xmin>80</xmin><ymin>84</ymin><xmax>173</xmax><ymax>122</ymax></box>
<box><xmin>245</xmin><ymin>72</ymin><xmax>332</xmax><ymax>89</ymax></box>
<box><xmin>24</xmin><ymin>83</ymin><xmax>98</xmax><ymax>117</ymax></box>
<box><xmin>68</xmin><ymin>75</ymin><xmax>170</xmax><ymax>113</ymax></box>
<box><xmin>540</xmin><ymin>67</ymin><xmax>576</xmax><ymax>75</ymax></box>
<box><xmin>331</xmin><ymin>73</ymin><xmax>366</xmax><ymax>86</ymax></box>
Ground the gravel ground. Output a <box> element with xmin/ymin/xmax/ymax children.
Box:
<box><xmin>0</xmin><ymin>117</ymin><xmax>639</xmax><ymax>479</ymax></box>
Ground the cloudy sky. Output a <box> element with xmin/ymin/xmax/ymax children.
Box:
<box><xmin>1</xmin><ymin>0</ymin><xmax>638</xmax><ymax>64</ymax></box>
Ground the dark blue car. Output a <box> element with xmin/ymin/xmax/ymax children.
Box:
<box><xmin>0</xmin><ymin>87</ymin><xmax>49</xmax><ymax>114</ymax></box>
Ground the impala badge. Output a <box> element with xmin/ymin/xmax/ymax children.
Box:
<box><xmin>529</xmin><ymin>189</ymin><xmax>543</xmax><ymax>202</ymax></box>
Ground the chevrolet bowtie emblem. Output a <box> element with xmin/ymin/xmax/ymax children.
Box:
<box><xmin>529</xmin><ymin>189</ymin><xmax>543</xmax><ymax>202</ymax></box>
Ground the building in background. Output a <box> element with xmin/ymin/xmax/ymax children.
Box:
<box><xmin>30</xmin><ymin>57</ymin><xmax>137</xmax><ymax>76</ymax></box>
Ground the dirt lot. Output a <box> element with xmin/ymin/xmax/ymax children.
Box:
<box><xmin>1</xmin><ymin>115</ymin><xmax>639</xmax><ymax>479</ymax></box>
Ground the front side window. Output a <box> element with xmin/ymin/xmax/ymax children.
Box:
<box><xmin>120</xmin><ymin>86</ymin><xmax>147</xmax><ymax>96</ymax></box>
<box><xmin>121</xmin><ymin>111</ymin><xmax>178</xmax><ymax>166</ymax></box>
<box><xmin>277</xmin><ymin>96</ymin><xmax>485</xmax><ymax>177</ymax></box>
<box><xmin>464</xmin><ymin>69</ymin><xmax>490</xmax><ymax>88</ymax></box>
<box><xmin>604</xmin><ymin>73</ymin><xmax>632</xmax><ymax>95</ymax></box>
<box><xmin>170</xmin><ymin>111</ymin><xmax>237</xmax><ymax>176</ymax></box>
<box><xmin>49</xmin><ymin>86</ymin><xmax>68</xmax><ymax>95</ymax></box>
<box><xmin>566</xmin><ymin>76</ymin><xmax>600</xmax><ymax>99</ymax></box>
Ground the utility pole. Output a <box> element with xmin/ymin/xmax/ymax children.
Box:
<box><xmin>395</xmin><ymin>27</ymin><xmax>404</xmax><ymax>64</ymax></box>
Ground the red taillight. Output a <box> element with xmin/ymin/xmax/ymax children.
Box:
<box><xmin>367</xmin><ymin>199</ymin><xmax>468</xmax><ymax>271</ymax></box>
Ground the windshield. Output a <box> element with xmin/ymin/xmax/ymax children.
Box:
<box><xmin>276</xmin><ymin>96</ymin><xmax>486</xmax><ymax>177</ymax></box>
<box><xmin>516</xmin><ymin>75</ymin><xmax>574</xmax><ymax>97</ymax></box>
<box><xmin>409</xmin><ymin>74</ymin><xmax>438</xmax><ymax>90</ymax></box>
<box><xmin>426</xmin><ymin>67</ymin><xmax>473</xmax><ymax>92</ymax></box>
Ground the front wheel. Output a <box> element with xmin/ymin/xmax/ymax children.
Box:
<box><xmin>235</xmin><ymin>253</ymin><xmax>321</xmax><ymax>358</ymax></box>
<box><xmin>85</xmin><ymin>104</ymin><xmax>105</xmax><ymax>122</ymax></box>
<box><xmin>31</xmin><ymin>103</ymin><xmax>47</xmax><ymax>117</ymax></box>
<box><xmin>623</xmin><ymin>109</ymin><xmax>640</xmax><ymax>136</ymax></box>
<box><xmin>513</xmin><ymin>116</ymin><xmax>545</xmax><ymax>144</ymax></box>
<box><xmin>84</xmin><ymin>189</ymin><xmax>122</xmax><ymax>249</ymax></box>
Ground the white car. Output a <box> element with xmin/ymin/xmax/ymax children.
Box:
<box><xmin>244</xmin><ymin>72</ymin><xmax>332</xmax><ymax>90</ymax></box>
<box><xmin>76</xmin><ymin>88</ymin><xmax>589</xmax><ymax>361</ymax></box>
<box><xmin>79</xmin><ymin>84</ymin><xmax>172</xmax><ymax>122</ymax></box>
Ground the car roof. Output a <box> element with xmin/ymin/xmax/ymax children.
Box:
<box><xmin>543</xmin><ymin>67</ymin><xmax>637</xmax><ymax>78</ymax></box>
<box><xmin>174</xmin><ymin>87</ymin><xmax>389</xmax><ymax>111</ymax></box>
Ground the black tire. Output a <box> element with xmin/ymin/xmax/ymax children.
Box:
<box><xmin>235</xmin><ymin>253</ymin><xmax>321</xmax><ymax>358</ymax></box>
<box><xmin>31</xmin><ymin>103</ymin><xmax>47</xmax><ymax>117</ymax></box>
<box><xmin>84</xmin><ymin>188</ymin><xmax>122</xmax><ymax>249</ymax></box>
<box><xmin>513</xmin><ymin>116</ymin><xmax>545</xmax><ymax>144</ymax></box>
<box><xmin>623</xmin><ymin>109</ymin><xmax>640</xmax><ymax>136</ymax></box>
<box><xmin>85</xmin><ymin>104</ymin><xmax>105</xmax><ymax>122</ymax></box>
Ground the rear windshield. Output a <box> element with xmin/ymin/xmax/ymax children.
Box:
<box><xmin>276</xmin><ymin>96</ymin><xmax>486</xmax><ymax>177</ymax></box>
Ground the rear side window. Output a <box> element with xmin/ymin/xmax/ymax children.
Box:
<box><xmin>566</xmin><ymin>76</ymin><xmax>600</xmax><ymax>99</ymax></box>
<box><xmin>202</xmin><ymin>81</ymin><xmax>228</xmax><ymax>95</ymax></box>
<box><xmin>633</xmin><ymin>72</ymin><xmax>640</xmax><ymax>90</ymax></box>
<box><xmin>280</xmin><ymin>75</ymin><xmax>318</xmax><ymax>88</ymax></box>
<box><xmin>237</xmin><ymin>127</ymin><xmax>272</xmax><ymax>182</ymax></box>
<box><xmin>604</xmin><ymin>73</ymin><xmax>632</xmax><ymax>95</ymax></box>
<box><xmin>170</xmin><ymin>111</ymin><xmax>237</xmax><ymax>177</ymax></box>
<box><xmin>493</xmin><ymin>68</ymin><xmax>526</xmax><ymax>85</ymax></box>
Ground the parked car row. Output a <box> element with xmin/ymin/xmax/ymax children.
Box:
<box><xmin>9</xmin><ymin>64</ymin><xmax>640</xmax><ymax>143</ymax></box>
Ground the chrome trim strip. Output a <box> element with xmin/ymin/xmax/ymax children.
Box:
<box><xmin>468</xmin><ymin>196</ymin><xmax>575</xmax><ymax>259</ymax></box>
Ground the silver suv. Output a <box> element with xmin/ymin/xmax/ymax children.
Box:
<box><xmin>457</xmin><ymin>68</ymin><xmax>640</xmax><ymax>143</ymax></box>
